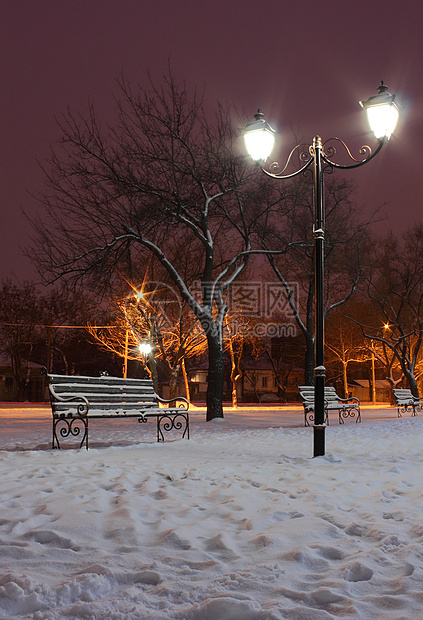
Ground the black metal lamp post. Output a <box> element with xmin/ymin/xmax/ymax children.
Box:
<box><xmin>242</xmin><ymin>82</ymin><xmax>399</xmax><ymax>457</ymax></box>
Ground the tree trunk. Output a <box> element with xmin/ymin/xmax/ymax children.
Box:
<box><xmin>206</xmin><ymin>332</ymin><xmax>224</xmax><ymax>421</ymax></box>
<box><xmin>228</xmin><ymin>338</ymin><xmax>242</xmax><ymax>409</ymax></box>
<box><xmin>148</xmin><ymin>351</ymin><xmax>159</xmax><ymax>394</ymax></box>
<box><xmin>342</xmin><ymin>361</ymin><xmax>348</xmax><ymax>398</ymax></box>
<box><xmin>181</xmin><ymin>358</ymin><xmax>191</xmax><ymax>403</ymax></box>
<box><xmin>168</xmin><ymin>366</ymin><xmax>179</xmax><ymax>400</ymax></box>
<box><xmin>404</xmin><ymin>370</ymin><xmax>419</xmax><ymax>397</ymax></box>
<box><xmin>396</xmin><ymin>350</ymin><xmax>419</xmax><ymax>397</ymax></box>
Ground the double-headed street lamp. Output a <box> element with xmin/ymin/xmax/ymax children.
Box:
<box><xmin>243</xmin><ymin>82</ymin><xmax>399</xmax><ymax>457</ymax></box>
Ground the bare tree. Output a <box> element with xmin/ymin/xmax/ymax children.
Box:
<box><xmin>0</xmin><ymin>281</ymin><xmax>109</xmax><ymax>399</ymax></box>
<box><xmin>89</xmin><ymin>282</ymin><xmax>207</xmax><ymax>400</ymax></box>
<box><xmin>325</xmin><ymin>308</ymin><xmax>370</xmax><ymax>398</ymax></box>
<box><xmin>30</xmin><ymin>72</ymin><xmax>288</xmax><ymax>420</ymax></box>
<box><xmin>37</xmin><ymin>287</ymin><xmax>111</xmax><ymax>376</ymax></box>
<box><xmin>0</xmin><ymin>280</ymin><xmax>42</xmax><ymax>400</ymax></box>
<box><xmin>223</xmin><ymin>311</ymin><xmax>253</xmax><ymax>408</ymax></box>
<box><xmin>356</xmin><ymin>226</ymin><xmax>423</xmax><ymax>396</ymax></box>
<box><xmin>343</xmin><ymin>297</ymin><xmax>404</xmax><ymax>391</ymax></box>
<box><xmin>259</xmin><ymin>175</ymin><xmax>371</xmax><ymax>384</ymax></box>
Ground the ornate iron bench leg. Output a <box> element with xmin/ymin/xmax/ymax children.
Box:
<box><xmin>52</xmin><ymin>416</ymin><xmax>60</xmax><ymax>449</ymax></box>
<box><xmin>157</xmin><ymin>415</ymin><xmax>164</xmax><ymax>442</ymax></box>
<box><xmin>156</xmin><ymin>412</ymin><xmax>189</xmax><ymax>442</ymax></box>
<box><xmin>182</xmin><ymin>414</ymin><xmax>189</xmax><ymax>439</ymax></box>
<box><xmin>82</xmin><ymin>419</ymin><xmax>89</xmax><ymax>450</ymax></box>
<box><xmin>305</xmin><ymin>410</ymin><xmax>327</xmax><ymax>427</ymax></box>
<box><xmin>52</xmin><ymin>416</ymin><xmax>88</xmax><ymax>450</ymax></box>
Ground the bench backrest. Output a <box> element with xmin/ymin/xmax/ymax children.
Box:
<box><xmin>298</xmin><ymin>386</ymin><xmax>315</xmax><ymax>402</ymax></box>
<box><xmin>48</xmin><ymin>374</ymin><xmax>160</xmax><ymax>416</ymax></box>
<box><xmin>298</xmin><ymin>385</ymin><xmax>338</xmax><ymax>398</ymax></box>
<box><xmin>298</xmin><ymin>385</ymin><xmax>343</xmax><ymax>406</ymax></box>
<box><xmin>393</xmin><ymin>388</ymin><xmax>414</xmax><ymax>403</ymax></box>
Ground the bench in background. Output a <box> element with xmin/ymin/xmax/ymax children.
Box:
<box><xmin>392</xmin><ymin>388</ymin><xmax>421</xmax><ymax>417</ymax></box>
<box><xmin>298</xmin><ymin>385</ymin><xmax>361</xmax><ymax>426</ymax></box>
<box><xmin>47</xmin><ymin>373</ymin><xmax>190</xmax><ymax>449</ymax></box>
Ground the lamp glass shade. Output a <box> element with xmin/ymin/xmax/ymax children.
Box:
<box><xmin>360</xmin><ymin>83</ymin><xmax>399</xmax><ymax>141</ymax></box>
<box><xmin>139</xmin><ymin>343</ymin><xmax>152</xmax><ymax>356</ymax></box>
<box><xmin>243</xmin><ymin>111</ymin><xmax>276</xmax><ymax>161</ymax></box>
<box><xmin>244</xmin><ymin>127</ymin><xmax>275</xmax><ymax>161</ymax></box>
<box><xmin>366</xmin><ymin>103</ymin><xmax>399</xmax><ymax>141</ymax></box>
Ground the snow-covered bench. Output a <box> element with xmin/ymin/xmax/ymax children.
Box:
<box><xmin>392</xmin><ymin>388</ymin><xmax>422</xmax><ymax>417</ymax></box>
<box><xmin>298</xmin><ymin>385</ymin><xmax>361</xmax><ymax>426</ymax></box>
<box><xmin>46</xmin><ymin>373</ymin><xmax>189</xmax><ymax>449</ymax></box>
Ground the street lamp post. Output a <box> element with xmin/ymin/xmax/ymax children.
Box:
<box><xmin>243</xmin><ymin>82</ymin><xmax>399</xmax><ymax>457</ymax></box>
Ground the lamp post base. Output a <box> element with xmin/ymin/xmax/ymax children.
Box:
<box><xmin>313</xmin><ymin>424</ymin><xmax>326</xmax><ymax>457</ymax></box>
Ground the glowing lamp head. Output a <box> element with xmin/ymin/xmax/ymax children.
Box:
<box><xmin>139</xmin><ymin>342</ymin><xmax>152</xmax><ymax>357</ymax></box>
<box><xmin>359</xmin><ymin>82</ymin><xmax>399</xmax><ymax>141</ymax></box>
<box><xmin>242</xmin><ymin>110</ymin><xmax>276</xmax><ymax>162</ymax></box>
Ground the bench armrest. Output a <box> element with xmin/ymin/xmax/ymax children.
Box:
<box><xmin>156</xmin><ymin>395</ymin><xmax>189</xmax><ymax>410</ymax></box>
<box><xmin>300</xmin><ymin>398</ymin><xmax>315</xmax><ymax>413</ymax></box>
<box><xmin>49</xmin><ymin>384</ymin><xmax>90</xmax><ymax>416</ymax></box>
<box><xmin>337</xmin><ymin>396</ymin><xmax>360</xmax><ymax>406</ymax></box>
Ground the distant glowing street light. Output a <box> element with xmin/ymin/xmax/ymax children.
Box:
<box><xmin>139</xmin><ymin>342</ymin><xmax>152</xmax><ymax>358</ymax></box>
<box><xmin>242</xmin><ymin>82</ymin><xmax>399</xmax><ymax>457</ymax></box>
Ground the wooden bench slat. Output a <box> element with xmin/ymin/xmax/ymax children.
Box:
<box><xmin>49</xmin><ymin>374</ymin><xmax>152</xmax><ymax>384</ymax></box>
<box><xmin>52</xmin><ymin>402</ymin><xmax>159</xmax><ymax>412</ymax></box>
<box><xmin>50</xmin><ymin>383</ymin><xmax>156</xmax><ymax>393</ymax></box>
<box><xmin>51</xmin><ymin>392</ymin><xmax>157</xmax><ymax>402</ymax></box>
<box><xmin>54</xmin><ymin>407</ymin><xmax>187</xmax><ymax>417</ymax></box>
<box><xmin>52</xmin><ymin>404</ymin><xmax>158</xmax><ymax>411</ymax></box>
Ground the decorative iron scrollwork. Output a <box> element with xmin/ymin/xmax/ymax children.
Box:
<box><xmin>338</xmin><ymin>406</ymin><xmax>361</xmax><ymax>424</ymax></box>
<box><xmin>261</xmin><ymin>134</ymin><xmax>384</xmax><ymax>180</ymax></box>
<box><xmin>53</xmin><ymin>416</ymin><xmax>88</xmax><ymax>449</ymax></box>
<box><xmin>137</xmin><ymin>414</ymin><xmax>149</xmax><ymax>424</ymax></box>
<box><xmin>157</xmin><ymin>412</ymin><xmax>189</xmax><ymax>442</ymax></box>
<box><xmin>269</xmin><ymin>143</ymin><xmax>312</xmax><ymax>176</ymax></box>
<box><xmin>322</xmin><ymin>137</ymin><xmax>373</xmax><ymax>165</ymax></box>
<box><xmin>398</xmin><ymin>400</ymin><xmax>419</xmax><ymax>417</ymax></box>
<box><xmin>49</xmin><ymin>385</ymin><xmax>89</xmax><ymax>417</ymax></box>
<box><xmin>305</xmin><ymin>408</ymin><xmax>329</xmax><ymax>427</ymax></box>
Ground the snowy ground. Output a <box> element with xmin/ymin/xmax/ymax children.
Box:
<box><xmin>0</xmin><ymin>403</ymin><xmax>422</xmax><ymax>619</ymax></box>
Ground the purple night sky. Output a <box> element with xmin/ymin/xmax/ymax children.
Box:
<box><xmin>1</xmin><ymin>0</ymin><xmax>422</xmax><ymax>282</ymax></box>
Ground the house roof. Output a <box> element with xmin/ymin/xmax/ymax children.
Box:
<box><xmin>352</xmin><ymin>379</ymin><xmax>391</xmax><ymax>388</ymax></box>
